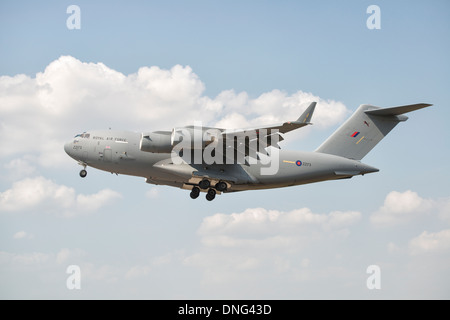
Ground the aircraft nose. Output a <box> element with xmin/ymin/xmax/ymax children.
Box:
<box><xmin>64</xmin><ymin>141</ymin><xmax>72</xmax><ymax>155</ymax></box>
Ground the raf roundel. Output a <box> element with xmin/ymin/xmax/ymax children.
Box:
<box><xmin>296</xmin><ymin>160</ymin><xmax>302</xmax><ymax>166</ymax></box>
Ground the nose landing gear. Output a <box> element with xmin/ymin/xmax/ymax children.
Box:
<box><xmin>79</xmin><ymin>169</ymin><xmax>87</xmax><ymax>178</ymax></box>
<box><xmin>78</xmin><ymin>161</ymin><xmax>88</xmax><ymax>178</ymax></box>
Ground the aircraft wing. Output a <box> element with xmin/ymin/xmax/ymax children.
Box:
<box><xmin>141</xmin><ymin>102</ymin><xmax>316</xmax><ymax>165</ymax></box>
<box><xmin>219</xmin><ymin>102</ymin><xmax>316</xmax><ymax>161</ymax></box>
<box><xmin>222</xmin><ymin>101</ymin><xmax>316</xmax><ymax>136</ymax></box>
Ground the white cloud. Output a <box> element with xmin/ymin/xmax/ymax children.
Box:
<box><xmin>184</xmin><ymin>207</ymin><xmax>362</xmax><ymax>290</ymax></box>
<box><xmin>437</xmin><ymin>198</ymin><xmax>450</xmax><ymax>223</ymax></box>
<box><xmin>0</xmin><ymin>176</ymin><xmax>74</xmax><ymax>211</ymax></box>
<box><xmin>0</xmin><ymin>56</ymin><xmax>349</xmax><ymax>168</ymax></box>
<box><xmin>198</xmin><ymin>207</ymin><xmax>361</xmax><ymax>249</ymax></box>
<box><xmin>214</xmin><ymin>112</ymin><xmax>251</xmax><ymax>129</ymax></box>
<box><xmin>145</xmin><ymin>188</ymin><xmax>159</xmax><ymax>199</ymax></box>
<box><xmin>3</xmin><ymin>157</ymin><xmax>36</xmax><ymax>181</ymax></box>
<box><xmin>76</xmin><ymin>189</ymin><xmax>122</xmax><ymax>213</ymax></box>
<box><xmin>56</xmin><ymin>248</ymin><xmax>86</xmax><ymax>264</ymax></box>
<box><xmin>0</xmin><ymin>251</ymin><xmax>51</xmax><ymax>266</ymax></box>
<box><xmin>381</xmin><ymin>190</ymin><xmax>425</xmax><ymax>213</ymax></box>
<box><xmin>125</xmin><ymin>265</ymin><xmax>152</xmax><ymax>280</ymax></box>
<box><xmin>409</xmin><ymin>229</ymin><xmax>450</xmax><ymax>255</ymax></box>
<box><xmin>152</xmin><ymin>251</ymin><xmax>185</xmax><ymax>267</ymax></box>
<box><xmin>13</xmin><ymin>231</ymin><xmax>27</xmax><ymax>239</ymax></box>
<box><xmin>0</xmin><ymin>248</ymin><xmax>121</xmax><ymax>297</ymax></box>
<box><xmin>124</xmin><ymin>251</ymin><xmax>187</xmax><ymax>280</ymax></box>
<box><xmin>0</xmin><ymin>176</ymin><xmax>121</xmax><ymax>217</ymax></box>
<box><xmin>387</xmin><ymin>242</ymin><xmax>402</xmax><ymax>254</ymax></box>
<box><xmin>370</xmin><ymin>190</ymin><xmax>450</xmax><ymax>227</ymax></box>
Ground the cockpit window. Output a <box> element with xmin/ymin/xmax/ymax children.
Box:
<box><xmin>74</xmin><ymin>132</ymin><xmax>90</xmax><ymax>138</ymax></box>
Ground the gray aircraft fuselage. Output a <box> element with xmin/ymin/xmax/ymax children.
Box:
<box><xmin>64</xmin><ymin>129</ymin><xmax>378</xmax><ymax>192</ymax></box>
<box><xmin>63</xmin><ymin>102</ymin><xmax>430</xmax><ymax>200</ymax></box>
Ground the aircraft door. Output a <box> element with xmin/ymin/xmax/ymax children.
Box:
<box><xmin>103</xmin><ymin>148</ymin><xmax>112</xmax><ymax>162</ymax></box>
<box><xmin>95</xmin><ymin>141</ymin><xmax>103</xmax><ymax>160</ymax></box>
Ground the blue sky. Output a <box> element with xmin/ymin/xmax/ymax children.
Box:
<box><xmin>1</xmin><ymin>1</ymin><xmax>449</xmax><ymax>299</ymax></box>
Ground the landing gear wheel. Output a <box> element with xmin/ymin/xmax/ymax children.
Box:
<box><xmin>79</xmin><ymin>169</ymin><xmax>87</xmax><ymax>178</ymax></box>
<box><xmin>199</xmin><ymin>179</ymin><xmax>210</xmax><ymax>190</ymax></box>
<box><xmin>206</xmin><ymin>188</ymin><xmax>216</xmax><ymax>201</ymax></box>
<box><xmin>190</xmin><ymin>187</ymin><xmax>200</xmax><ymax>199</ymax></box>
<box><xmin>215</xmin><ymin>181</ymin><xmax>227</xmax><ymax>192</ymax></box>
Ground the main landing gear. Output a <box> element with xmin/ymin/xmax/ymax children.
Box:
<box><xmin>206</xmin><ymin>188</ymin><xmax>216</xmax><ymax>201</ymax></box>
<box><xmin>190</xmin><ymin>180</ymin><xmax>227</xmax><ymax>201</ymax></box>
<box><xmin>190</xmin><ymin>186</ymin><xmax>200</xmax><ymax>199</ymax></box>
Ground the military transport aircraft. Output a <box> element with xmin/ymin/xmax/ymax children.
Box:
<box><xmin>64</xmin><ymin>102</ymin><xmax>431</xmax><ymax>201</ymax></box>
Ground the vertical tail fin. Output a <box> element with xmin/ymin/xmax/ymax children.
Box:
<box><xmin>315</xmin><ymin>103</ymin><xmax>432</xmax><ymax>160</ymax></box>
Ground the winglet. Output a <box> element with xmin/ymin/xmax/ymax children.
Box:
<box><xmin>297</xmin><ymin>102</ymin><xmax>316</xmax><ymax>124</ymax></box>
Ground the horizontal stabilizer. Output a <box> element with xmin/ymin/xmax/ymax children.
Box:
<box><xmin>365</xmin><ymin>103</ymin><xmax>432</xmax><ymax>116</ymax></box>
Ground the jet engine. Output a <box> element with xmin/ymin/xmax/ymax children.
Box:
<box><xmin>171</xmin><ymin>127</ymin><xmax>220</xmax><ymax>149</ymax></box>
<box><xmin>140</xmin><ymin>127</ymin><xmax>221</xmax><ymax>154</ymax></box>
<box><xmin>139</xmin><ymin>132</ymin><xmax>173</xmax><ymax>153</ymax></box>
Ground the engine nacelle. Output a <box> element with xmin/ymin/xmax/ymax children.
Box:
<box><xmin>140</xmin><ymin>132</ymin><xmax>172</xmax><ymax>153</ymax></box>
<box><xmin>140</xmin><ymin>127</ymin><xmax>221</xmax><ymax>154</ymax></box>
<box><xmin>171</xmin><ymin>127</ymin><xmax>219</xmax><ymax>149</ymax></box>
